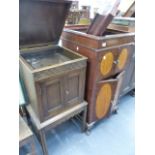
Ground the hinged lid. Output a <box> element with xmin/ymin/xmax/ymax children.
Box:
<box><xmin>19</xmin><ymin>0</ymin><xmax>72</xmax><ymax>48</ymax></box>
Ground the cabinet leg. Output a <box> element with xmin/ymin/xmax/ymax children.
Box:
<box><xmin>39</xmin><ymin>130</ymin><xmax>48</xmax><ymax>155</ymax></box>
<box><xmin>85</xmin><ymin>122</ymin><xmax>95</xmax><ymax>135</ymax></box>
<box><xmin>86</xmin><ymin>129</ymin><xmax>91</xmax><ymax>136</ymax></box>
<box><xmin>81</xmin><ymin>107</ymin><xmax>87</xmax><ymax>133</ymax></box>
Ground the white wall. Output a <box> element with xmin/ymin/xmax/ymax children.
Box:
<box><xmin>78</xmin><ymin>0</ymin><xmax>122</xmax><ymax>18</ymax></box>
<box><xmin>78</xmin><ymin>0</ymin><xmax>134</xmax><ymax>18</ymax></box>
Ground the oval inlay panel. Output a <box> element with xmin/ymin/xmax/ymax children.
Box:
<box><xmin>96</xmin><ymin>84</ymin><xmax>112</xmax><ymax>119</ymax></box>
<box><xmin>100</xmin><ymin>52</ymin><xmax>113</xmax><ymax>76</ymax></box>
<box><xmin>117</xmin><ymin>48</ymin><xmax>128</xmax><ymax>70</ymax></box>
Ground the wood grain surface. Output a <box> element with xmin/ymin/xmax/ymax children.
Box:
<box><xmin>117</xmin><ymin>48</ymin><xmax>128</xmax><ymax>70</ymax></box>
<box><xmin>100</xmin><ymin>52</ymin><xmax>114</xmax><ymax>76</ymax></box>
<box><xmin>96</xmin><ymin>84</ymin><xmax>112</xmax><ymax>119</ymax></box>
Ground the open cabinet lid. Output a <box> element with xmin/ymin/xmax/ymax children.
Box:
<box><xmin>19</xmin><ymin>0</ymin><xmax>72</xmax><ymax>48</ymax></box>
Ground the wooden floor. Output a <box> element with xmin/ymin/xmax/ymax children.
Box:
<box><xmin>20</xmin><ymin>94</ymin><xmax>135</xmax><ymax>155</ymax></box>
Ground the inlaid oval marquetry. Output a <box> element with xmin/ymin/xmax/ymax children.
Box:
<box><xmin>117</xmin><ymin>48</ymin><xmax>128</xmax><ymax>70</ymax></box>
<box><xmin>100</xmin><ymin>52</ymin><xmax>113</xmax><ymax>76</ymax></box>
<box><xmin>96</xmin><ymin>84</ymin><xmax>112</xmax><ymax>119</ymax></box>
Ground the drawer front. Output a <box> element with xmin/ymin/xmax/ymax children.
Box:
<box><xmin>87</xmin><ymin>72</ymin><xmax>124</xmax><ymax>123</ymax></box>
<box><xmin>97</xmin><ymin>43</ymin><xmax>134</xmax><ymax>81</ymax></box>
<box><xmin>36</xmin><ymin>69</ymin><xmax>86</xmax><ymax>122</ymax></box>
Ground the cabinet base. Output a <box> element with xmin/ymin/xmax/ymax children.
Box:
<box><xmin>26</xmin><ymin>102</ymin><xmax>88</xmax><ymax>155</ymax></box>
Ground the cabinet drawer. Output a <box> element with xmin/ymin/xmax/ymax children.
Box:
<box><xmin>96</xmin><ymin>43</ymin><xmax>134</xmax><ymax>81</ymax></box>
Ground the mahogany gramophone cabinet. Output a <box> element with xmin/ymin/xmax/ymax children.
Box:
<box><xmin>61</xmin><ymin>17</ymin><xmax>135</xmax><ymax>126</ymax></box>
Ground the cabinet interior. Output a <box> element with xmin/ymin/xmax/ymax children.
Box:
<box><xmin>20</xmin><ymin>46</ymin><xmax>81</xmax><ymax>69</ymax></box>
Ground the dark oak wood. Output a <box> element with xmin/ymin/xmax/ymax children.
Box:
<box><xmin>61</xmin><ymin>24</ymin><xmax>135</xmax><ymax>124</ymax></box>
<box><xmin>20</xmin><ymin>45</ymin><xmax>87</xmax><ymax>123</ymax></box>
<box><xmin>27</xmin><ymin>101</ymin><xmax>88</xmax><ymax>155</ymax></box>
<box><xmin>19</xmin><ymin>2</ymin><xmax>88</xmax><ymax>154</ymax></box>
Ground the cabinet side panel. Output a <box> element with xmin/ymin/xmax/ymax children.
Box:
<box><xmin>20</xmin><ymin>60</ymin><xmax>39</xmax><ymax>119</ymax></box>
<box><xmin>120</xmin><ymin>47</ymin><xmax>135</xmax><ymax>96</ymax></box>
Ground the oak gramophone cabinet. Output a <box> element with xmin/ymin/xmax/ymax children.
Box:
<box><xmin>61</xmin><ymin>18</ymin><xmax>135</xmax><ymax>125</ymax></box>
<box><xmin>19</xmin><ymin>0</ymin><xmax>87</xmax><ymax>123</ymax></box>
